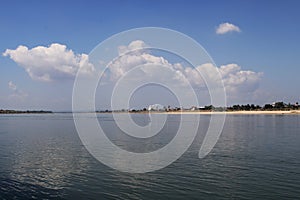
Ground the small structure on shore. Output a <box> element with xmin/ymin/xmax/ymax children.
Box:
<box><xmin>148</xmin><ymin>104</ymin><xmax>165</xmax><ymax>111</ymax></box>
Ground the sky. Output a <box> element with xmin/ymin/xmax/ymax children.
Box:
<box><xmin>1</xmin><ymin>0</ymin><xmax>300</xmax><ymax>111</ymax></box>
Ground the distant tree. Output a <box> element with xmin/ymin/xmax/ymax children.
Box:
<box><xmin>239</xmin><ymin>104</ymin><xmax>251</xmax><ymax>111</ymax></box>
<box><xmin>264</xmin><ymin>104</ymin><xmax>273</xmax><ymax>110</ymax></box>
<box><xmin>232</xmin><ymin>104</ymin><xmax>241</xmax><ymax>110</ymax></box>
<box><xmin>204</xmin><ymin>105</ymin><xmax>214</xmax><ymax>111</ymax></box>
<box><xmin>287</xmin><ymin>103</ymin><xmax>293</xmax><ymax>109</ymax></box>
<box><xmin>274</xmin><ymin>102</ymin><xmax>285</xmax><ymax>110</ymax></box>
<box><xmin>255</xmin><ymin>105</ymin><xmax>262</xmax><ymax>110</ymax></box>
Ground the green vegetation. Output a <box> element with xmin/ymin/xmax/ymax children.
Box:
<box><xmin>96</xmin><ymin>101</ymin><xmax>299</xmax><ymax>113</ymax></box>
<box><xmin>227</xmin><ymin>102</ymin><xmax>299</xmax><ymax>111</ymax></box>
<box><xmin>0</xmin><ymin>109</ymin><xmax>53</xmax><ymax>114</ymax></box>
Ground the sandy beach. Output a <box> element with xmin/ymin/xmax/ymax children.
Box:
<box><xmin>157</xmin><ymin>110</ymin><xmax>300</xmax><ymax>115</ymax></box>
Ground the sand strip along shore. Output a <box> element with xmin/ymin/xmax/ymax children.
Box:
<box><xmin>153</xmin><ymin>110</ymin><xmax>300</xmax><ymax>115</ymax></box>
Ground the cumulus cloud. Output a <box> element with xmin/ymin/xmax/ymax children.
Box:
<box><xmin>106</xmin><ymin>40</ymin><xmax>263</xmax><ymax>102</ymax></box>
<box><xmin>169</xmin><ymin>63</ymin><xmax>262</xmax><ymax>94</ymax></box>
<box><xmin>108</xmin><ymin>43</ymin><xmax>172</xmax><ymax>81</ymax></box>
<box><xmin>219</xmin><ymin>63</ymin><xmax>263</xmax><ymax>93</ymax></box>
<box><xmin>216</xmin><ymin>22</ymin><xmax>241</xmax><ymax>34</ymax></box>
<box><xmin>118</xmin><ymin>40</ymin><xmax>147</xmax><ymax>55</ymax></box>
<box><xmin>3</xmin><ymin>43</ymin><xmax>95</xmax><ymax>81</ymax></box>
<box><xmin>3</xmin><ymin>40</ymin><xmax>262</xmax><ymax>104</ymax></box>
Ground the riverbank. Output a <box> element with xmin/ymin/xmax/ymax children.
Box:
<box><xmin>0</xmin><ymin>110</ymin><xmax>53</xmax><ymax>114</ymax></box>
<box><xmin>97</xmin><ymin>110</ymin><xmax>300</xmax><ymax>115</ymax></box>
<box><xmin>2</xmin><ymin>110</ymin><xmax>299</xmax><ymax>115</ymax></box>
<box><xmin>157</xmin><ymin>110</ymin><xmax>300</xmax><ymax>115</ymax></box>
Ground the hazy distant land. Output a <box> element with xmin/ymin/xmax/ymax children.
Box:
<box><xmin>1</xmin><ymin>101</ymin><xmax>299</xmax><ymax>115</ymax></box>
<box><xmin>157</xmin><ymin>110</ymin><xmax>300</xmax><ymax>115</ymax></box>
<box><xmin>98</xmin><ymin>101</ymin><xmax>300</xmax><ymax>115</ymax></box>
<box><xmin>96</xmin><ymin>110</ymin><xmax>300</xmax><ymax>115</ymax></box>
<box><xmin>0</xmin><ymin>109</ymin><xmax>53</xmax><ymax>114</ymax></box>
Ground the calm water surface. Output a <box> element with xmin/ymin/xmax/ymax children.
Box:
<box><xmin>0</xmin><ymin>113</ymin><xmax>300</xmax><ymax>199</ymax></box>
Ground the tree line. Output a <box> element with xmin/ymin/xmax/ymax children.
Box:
<box><xmin>218</xmin><ymin>102</ymin><xmax>299</xmax><ymax>111</ymax></box>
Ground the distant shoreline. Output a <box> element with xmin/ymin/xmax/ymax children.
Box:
<box><xmin>1</xmin><ymin>110</ymin><xmax>299</xmax><ymax>115</ymax></box>
<box><xmin>156</xmin><ymin>110</ymin><xmax>300</xmax><ymax>115</ymax></box>
<box><xmin>96</xmin><ymin>110</ymin><xmax>300</xmax><ymax>115</ymax></box>
<box><xmin>0</xmin><ymin>110</ymin><xmax>53</xmax><ymax>114</ymax></box>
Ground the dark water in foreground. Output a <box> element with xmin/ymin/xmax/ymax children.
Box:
<box><xmin>0</xmin><ymin>114</ymin><xmax>300</xmax><ymax>199</ymax></box>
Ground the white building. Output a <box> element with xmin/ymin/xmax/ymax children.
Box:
<box><xmin>148</xmin><ymin>104</ymin><xmax>165</xmax><ymax>111</ymax></box>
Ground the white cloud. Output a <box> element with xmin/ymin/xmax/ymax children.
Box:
<box><xmin>216</xmin><ymin>22</ymin><xmax>241</xmax><ymax>34</ymax></box>
<box><xmin>118</xmin><ymin>40</ymin><xmax>147</xmax><ymax>55</ymax></box>
<box><xmin>219</xmin><ymin>63</ymin><xmax>263</xmax><ymax>93</ymax></box>
<box><xmin>3</xmin><ymin>43</ymin><xmax>95</xmax><ymax>81</ymax></box>
<box><xmin>3</xmin><ymin>40</ymin><xmax>263</xmax><ymax>104</ymax></box>
<box><xmin>106</xmin><ymin>41</ymin><xmax>263</xmax><ymax>103</ymax></box>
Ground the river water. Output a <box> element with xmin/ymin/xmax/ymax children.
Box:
<box><xmin>0</xmin><ymin>113</ymin><xmax>299</xmax><ymax>199</ymax></box>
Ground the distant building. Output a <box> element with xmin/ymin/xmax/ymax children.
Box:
<box><xmin>148</xmin><ymin>104</ymin><xmax>165</xmax><ymax>111</ymax></box>
<box><xmin>190</xmin><ymin>106</ymin><xmax>197</xmax><ymax>111</ymax></box>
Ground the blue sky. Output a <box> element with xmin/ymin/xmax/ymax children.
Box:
<box><xmin>1</xmin><ymin>0</ymin><xmax>300</xmax><ymax>111</ymax></box>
